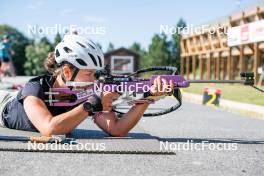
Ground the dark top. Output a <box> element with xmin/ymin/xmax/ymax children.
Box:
<box><xmin>3</xmin><ymin>74</ymin><xmax>97</xmax><ymax>132</ymax></box>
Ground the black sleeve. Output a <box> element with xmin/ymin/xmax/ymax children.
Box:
<box><xmin>18</xmin><ymin>81</ymin><xmax>45</xmax><ymax>103</ymax></box>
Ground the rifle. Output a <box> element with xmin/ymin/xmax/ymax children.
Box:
<box><xmin>45</xmin><ymin>65</ymin><xmax>263</xmax><ymax>117</ymax></box>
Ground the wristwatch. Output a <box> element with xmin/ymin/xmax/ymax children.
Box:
<box><xmin>83</xmin><ymin>102</ymin><xmax>94</xmax><ymax>115</ymax></box>
<box><xmin>143</xmin><ymin>90</ymin><xmax>165</xmax><ymax>101</ymax></box>
<box><xmin>143</xmin><ymin>91</ymin><xmax>153</xmax><ymax>98</ymax></box>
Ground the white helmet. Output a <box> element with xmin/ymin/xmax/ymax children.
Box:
<box><xmin>54</xmin><ymin>34</ymin><xmax>104</xmax><ymax>70</ymax></box>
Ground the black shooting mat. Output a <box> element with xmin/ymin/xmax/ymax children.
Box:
<box><xmin>0</xmin><ymin>119</ymin><xmax>175</xmax><ymax>155</ymax></box>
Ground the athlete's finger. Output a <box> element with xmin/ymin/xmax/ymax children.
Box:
<box><xmin>153</xmin><ymin>76</ymin><xmax>158</xmax><ymax>89</ymax></box>
<box><xmin>157</xmin><ymin>76</ymin><xmax>162</xmax><ymax>92</ymax></box>
<box><xmin>168</xmin><ymin>80</ymin><xmax>174</xmax><ymax>95</ymax></box>
<box><xmin>161</xmin><ymin>78</ymin><xmax>168</xmax><ymax>92</ymax></box>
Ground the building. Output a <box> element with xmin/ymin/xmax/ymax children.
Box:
<box><xmin>180</xmin><ymin>3</ymin><xmax>264</xmax><ymax>84</ymax></box>
<box><xmin>104</xmin><ymin>47</ymin><xmax>139</xmax><ymax>74</ymax></box>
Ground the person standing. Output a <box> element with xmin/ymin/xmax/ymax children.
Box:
<box><xmin>0</xmin><ymin>35</ymin><xmax>16</xmax><ymax>79</ymax></box>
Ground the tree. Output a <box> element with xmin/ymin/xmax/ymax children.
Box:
<box><xmin>143</xmin><ymin>33</ymin><xmax>171</xmax><ymax>67</ymax></box>
<box><xmin>170</xmin><ymin>18</ymin><xmax>187</xmax><ymax>71</ymax></box>
<box><xmin>0</xmin><ymin>24</ymin><xmax>30</xmax><ymax>75</ymax></box>
<box><xmin>53</xmin><ymin>33</ymin><xmax>62</xmax><ymax>48</ymax></box>
<box><xmin>130</xmin><ymin>42</ymin><xmax>142</xmax><ymax>53</ymax></box>
<box><xmin>130</xmin><ymin>42</ymin><xmax>147</xmax><ymax>69</ymax></box>
<box><xmin>24</xmin><ymin>37</ymin><xmax>52</xmax><ymax>75</ymax></box>
<box><xmin>107</xmin><ymin>42</ymin><xmax>114</xmax><ymax>52</ymax></box>
<box><xmin>40</xmin><ymin>36</ymin><xmax>51</xmax><ymax>46</ymax></box>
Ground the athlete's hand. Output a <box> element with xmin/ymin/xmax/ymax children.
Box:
<box><xmin>150</xmin><ymin>76</ymin><xmax>174</xmax><ymax>96</ymax></box>
<box><xmin>101</xmin><ymin>92</ymin><xmax>120</xmax><ymax>111</ymax></box>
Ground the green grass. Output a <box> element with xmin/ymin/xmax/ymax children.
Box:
<box><xmin>183</xmin><ymin>83</ymin><xmax>264</xmax><ymax>106</ymax></box>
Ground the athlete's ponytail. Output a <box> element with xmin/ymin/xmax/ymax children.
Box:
<box><xmin>44</xmin><ymin>52</ymin><xmax>60</xmax><ymax>75</ymax></box>
<box><xmin>44</xmin><ymin>52</ymin><xmax>74</xmax><ymax>76</ymax></box>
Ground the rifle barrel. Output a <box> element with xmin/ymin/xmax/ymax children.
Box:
<box><xmin>188</xmin><ymin>80</ymin><xmax>244</xmax><ymax>84</ymax></box>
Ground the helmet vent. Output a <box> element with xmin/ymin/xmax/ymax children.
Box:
<box><xmin>88</xmin><ymin>43</ymin><xmax>95</xmax><ymax>49</ymax></box>
<box><xmin>55</xmin><ymin>49</ymin><xmax>60</xmax><ymax>57</ymax></box>
<box><xmin>88</xmin><ymin>53</ymin><xmax>98</xmax><ymax>66</ymax></box>
<box><xmin>76</xmin><ymin>58</ymin><xmax>87</xmax><ymax>66</ymax></box>
<box><xmin>63</xmin><ymin>47</ymin><xmax>72</xmax><ymax>53</ymax></box>
<box><xmin>97</xmin><ymin>56</ymin><xmax>102</xmax><ymax>67</ymax></box>
<box><xmin>76</xmin><ymin>42</ymin><xmax>86</xmax><ymax>48</ymax></box>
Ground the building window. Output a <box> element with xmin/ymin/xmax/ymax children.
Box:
<box><xmin>111</xmin><ymin>56</ymin><xmax>134</xmax><ymax>73</ymax></box>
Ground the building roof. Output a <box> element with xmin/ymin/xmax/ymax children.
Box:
<box><xmin>104</xmin><ymin>47</ymin><xmax>139</xmax><ymax>58</ymax></box>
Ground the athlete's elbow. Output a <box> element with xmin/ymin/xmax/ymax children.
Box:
<box><xmin>109</xmin><ymin>130</ymin><xmax>128</xmax><ymax>137</ymax></box>
<box><xmin>39</xmin><ymin>121</ymin><xmax>60</xmax><ymax>136</ymax></box>
<box><xmin>110</xmin><ymin>132</ymin><xmax>127</xmax><ymax>137</ymax></box>
<box><xmin>39</xmin><ymin>127</ymin><xmax>53</xmax><ymax>137</ymax></box>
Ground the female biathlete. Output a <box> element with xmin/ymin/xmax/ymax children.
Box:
<box><xmin>0</xmin><ymin>35</ymin><xmax>173</xmax><ymax>137</ymax></box>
